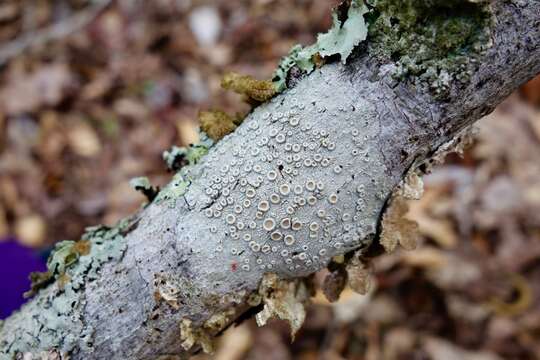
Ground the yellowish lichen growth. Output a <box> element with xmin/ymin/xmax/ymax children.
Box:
<box><xmin>331</xmin><ymin>254</ymin><xmax>345</xmax><ymax>264</ymax></box>
<box><xmin>199</xmin><ymin>110</ymin><xmax>243</xmax><ymax>142</ymax></box>
<box><xmin>57</xmin><ymin>273</ymin><xmax>71</xmax><ymax>291</ymax></box>
<box><xmin>73</xmin><ymin>239</ymin><xmax>91</xmax><ymax>256</ymax></box>
<box><xmin>255</xmin><ymin>273</ymin><xmax>312</xmax><ymax>339</ymax></box>
<box><xmin>25</xmin><ymin>239</ymin><xmax>93</xmax><ymax>297</ymax></box>
<box><xmin>380</xmin><ymin>194</ymin><xmax>420</xmax><ymax>252</ymax></box>
<box><xmin>221</xmin><ymin>72</ymin><xmax>277</xmax><ymax>102</ymax></box>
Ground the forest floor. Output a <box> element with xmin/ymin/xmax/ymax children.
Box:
<box><xmin>0</xmin><ymin>1</ymin><xmax>539</xmax><ymax>359</ymax></box>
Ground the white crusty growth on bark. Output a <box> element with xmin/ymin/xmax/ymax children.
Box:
<box><xmin>1</xmin><ymin>1</ymin><xmax>539</xmax><ymax>359</ymax></box>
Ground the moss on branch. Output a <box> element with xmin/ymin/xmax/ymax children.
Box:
<box><xmin>366</xmin><ymin>0</ymin><xmax>492</xmax><ymax>96</ymax></box>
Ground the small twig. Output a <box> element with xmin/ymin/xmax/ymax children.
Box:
<box><xmin>0</xmin><ymin>0</ymin><xmax>112</xmax><ymax>67</ymax></box>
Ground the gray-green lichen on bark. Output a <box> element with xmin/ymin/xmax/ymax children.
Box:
<box><xmin>366</xmin><ymin>0</ymin><xmax>493</xmax><ymax>97</ymax></box>
<box><xmin>0</xmin><ymin>0</ymin><xmax>539</xmax><ymax>359</ymax></box>
<box><xmin>1</xmin><ymin>218</ymin><xmax>136</xmax><ymax>359</ymax></box>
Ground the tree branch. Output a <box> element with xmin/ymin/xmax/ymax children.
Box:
<box><xmin>1</xmin><ymin>1</ymin><xmax>539</xmax><ymax>359</ymax></box>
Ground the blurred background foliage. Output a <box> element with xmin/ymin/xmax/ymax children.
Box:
<box><xmin>0</xmin><ymin>0</ymin><xmax>539</xmax><ymax>359</ymax></box>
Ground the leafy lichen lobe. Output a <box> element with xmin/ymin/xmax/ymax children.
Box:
<box><xmin>129</xmin><ymin>176</ymin><xmax>159</xmax><ymax>202</ymax></box>
<box><xmin>5</xmin><ymin>220</ymin><xmax>134</xmax><ymax>359</ymax></box>
<box><xmin>273</xmin><ymin>0</ymin><xmax>369</xmax><ymax>92</ymax></box>
<box><xmin>157</xmin><ymin>132</ymin><xmax>215</xmax><ymax>207</ymax></box>
<box><xmin>162</xmin><ymin>132</ymin><xmax>214</xmax><ymax>172</ymax></box>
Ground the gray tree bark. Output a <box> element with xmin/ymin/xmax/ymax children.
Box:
<box><xmin>1</xmin><ymin>1</ymin><xmax>539</xmax><ymax>359</ymax></box>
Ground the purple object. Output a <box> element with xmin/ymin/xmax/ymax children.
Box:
<box><xmin>0</xmin><ymin>239</ymin><xmax>47</xmax><ymax>319</ymax></box>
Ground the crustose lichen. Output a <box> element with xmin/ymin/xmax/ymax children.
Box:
<box><xmin>366</xmin><ymin>0</ymin><xmax>492</xmax><ymax>97</ymax></box>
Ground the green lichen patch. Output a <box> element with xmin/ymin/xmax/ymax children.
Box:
<box><xmin>25</xmin><ymin>240</ymin><xmax>91</xmax><ymax>298</ymax></box>
<box><xmin>273</xmin><ymin>0</ymin><xmax>369</xmax><ymax>92</ymax></box>
<box><xmin>26</xmin><ymin>220</ymin><xmax>134</xmax><ymax>298</ymax></box>
<box><xmin>317</xmin><ymin>1</ymin><xmax>369</xmax><ymax>61</ymax></box>
<box><xmin>129</xmin><ymin>176</ymin><xmax>159</xmax><ymax>202</ymax></box>
<box><xmin>26</xmin><ymin>271</ymin><xmax>55</xmax><ymax>298</ymax></box>
<box><xmin>158</xmin><ymin>132</ymin><xmax>215</xmax><ymax>207</ymax></box>
<box><xmin>162</xmin><ymin>132</ymin><xmax>214</xmax><ymax>172</ymax></box>
<box><xmin>221</xmin><ymin>72</ymin><xmax>277</xmax><ymax>103</ymax></box>
<box><xmin>154</xmin><ymin>172</ymin><xmax>191</xmax><ymax>208</ymax></box>
<box><xmin>48</xmin><ymin>240</ymin><xmax>91</xmax><ymax>275</ymax></box>
<box><xmin>366</xmin><ymin>0</ymin><xmax>492</xmax><ymax>97</ymax></box>
<box><xmin>6</xmin><ymin>219</ymin><xmax>135</xmax><ymax>358</ymax></box>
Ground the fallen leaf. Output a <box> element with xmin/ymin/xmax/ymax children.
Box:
<box><xmin>0</xmin><ymin>63</ymin><xmax>76</xmax><ymax>115</ymax></box>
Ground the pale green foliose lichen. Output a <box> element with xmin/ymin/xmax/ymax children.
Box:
<box><xmin>273</xmin><ymin>0</ymin><xmax>369</xmax><ymax>92</ymax></box>
<box><xmin>129</xmin><ymin>176</ymin><xmax>152</xmax><ymax>191</ymax></box>
<box><xmin>162</xmin><ymin>131</ymin><xmax>214</xmax><ymax>171</ymax></box>
<box><xmin>317</xmin><ymin>2</ymin><xmax>369</xmax><ymax>61</ymax></box>
<box><xmin>156</xmin><ymin>131</ymin><xmax>214</xmax><ymax>207</ymax></box>
<box><xmin>154</xmin><ymin>172</ymin><xmax>191</xmax><ymax>208</ymax></box>
<box><xmin>3</xmin><ymin>220</ymin><xmax>134</xmax><ymax>358</ymax></box>
<box><xmin>47</xmin><ymin>241</ymin><xmax>81</xmax><ymax>275</ymax></box>
<box><xmin>129</xmin><ymin>176</ymin><xmax>159</xmax><ymax>202</ymax></box>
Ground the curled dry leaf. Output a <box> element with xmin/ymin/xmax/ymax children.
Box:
<box><xmin>399</xmin><ymin>172</ymin><xmax>424</xmax><ymax>200</ymax></box>
<box><xmin>346</xmin><ymin>255</ymin><xmax>373</xmax><ymax>295</ymax></box>
<box><xmin>180</xmin><ymin>318</ymin><xmax>214</xmax><ymax>354</ymax></box>
<box><xmin>322</xmin><ymin>267</ymin><xmax>347</xmax><ymax>302</ymax></box>
<box><xmin>153</xmin><ymin>273</ymin><xmax>181</xmax><ymax>310</ymax></box>
<box><xmin>255</xmin><ymin>273</ymin><xmax>311</xmax><ymax>339</ymax></box>
<box><xmin>380</xmin><ymin>194</ymin><xmax>420</xmax><ymax>253</ymax></box>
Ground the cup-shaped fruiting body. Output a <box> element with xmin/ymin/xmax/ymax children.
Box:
<box><xmin>263</xmin><ymin>218</ymin><xmax>276</xmax><ymax>231</ymax></box>
<box><xmin>258</xmin><ymin>201</ymin><xmax>270</xmax><ymax>212</ymax></box>
<box><xmin>284</xmin><ymin>235</ymin><xmax>295</xmax><ymax>246</ymax></box>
